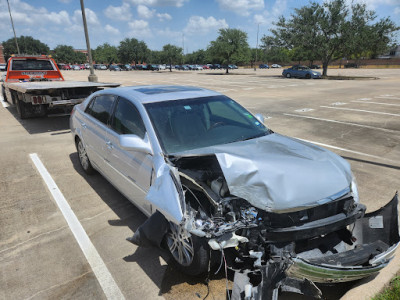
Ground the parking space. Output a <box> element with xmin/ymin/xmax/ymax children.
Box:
<box><xmin>1</xmin><ymin>68</ymin><xmax>399</xmax><ymax>299</ymax></box>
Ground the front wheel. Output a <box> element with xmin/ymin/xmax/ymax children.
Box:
<box><xmin>305</xmin><ymin>74</ymin><xmax>311</xmax><ymax>79</ymax></box>
<box><xmin>165</xmin><ymin>222</ymin><xmax>210</xmax><ymax>276</ymax></box>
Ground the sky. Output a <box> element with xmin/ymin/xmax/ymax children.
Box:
<box><xmin>0</xmin><ymin>0</ymin><xmax>399</xmax><ymax>53</ymax></box>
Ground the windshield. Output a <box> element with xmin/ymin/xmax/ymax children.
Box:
<box><xmin>145</xmin><ymin>95</ymin><xmax>270</xmax><ymax>154</ymax></box>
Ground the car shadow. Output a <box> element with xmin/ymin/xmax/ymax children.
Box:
<box><xmin>6</xmin><ymin>105</ymin><xmax>71</xmax><ymax>134</ymax></box>
<box><xmin>69</xmin><ymin>151</ymin><xmax>223</xmax><ymax>297</ymax></box>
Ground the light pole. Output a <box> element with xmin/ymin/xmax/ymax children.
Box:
<box><xmin>80</xmin><ymin>0</ymin><xmax>98</xmax><ymax>82</ymax></box>
<box><xmin>6</xmin><ymin>0</ymin><xmax>20</xmax><ymax>54</ymax></box>
<box><xmin>254</xmin><ymin>23</ymin><xmax>260</xmax><ymax>71</ymax></box>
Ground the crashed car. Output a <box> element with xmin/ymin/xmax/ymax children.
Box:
<box><xmin>70</xmin><ymin>85</ymin><xmax>399</xmax><ymax>299</ymax></box>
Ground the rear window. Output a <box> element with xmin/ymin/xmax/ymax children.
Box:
<box><xmin>11</xmin><ymin>59</ymin><xmax>56</xmax><ymax>71</ymax></box>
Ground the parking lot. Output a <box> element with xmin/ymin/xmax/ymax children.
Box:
<box><xmin>1</xmin><ymin>67</ymin><xmax>399</xmax><ymax>300</ymax></box>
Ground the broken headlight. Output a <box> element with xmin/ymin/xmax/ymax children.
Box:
<box><xmin>351</xmin><ymin>175</ymin><xmax>359</xmax><ymax>203</ymax></box>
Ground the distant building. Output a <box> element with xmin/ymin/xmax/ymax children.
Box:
<box><xmin>0</xmin><ymin>44</ymin><xmax>5</xmax><ymax>64</ymax></box>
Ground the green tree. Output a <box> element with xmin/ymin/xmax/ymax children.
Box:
<box><xmin>161</xmin><ymin>44</ymin><xmax>183</xmax><ymax>71</ymax></box>
<box><xmin>93</xmin><ymin>43</ymin><xmax>118</xmax><ymax>64</ymax></box>
<box><xmin>208</xmin><ymin>28</ymin><xmax>250</xmax><ymax>73</ymax></box>
<box><xmin>53</xmin><ymin>45</ymin><xmax>77</xmax><ymax>63</ymax></box>
<box><xmin>118</xmin><ymin>38</ymin><xmax>149</xmax><ymax>65</ymax></box>
<box><xmin>260</xmin><ymin>36</ymin><xmax>290</xmax><ymax>64</ymax></box>
<box><xmin>269</xmin><ymin>0</ymin><xmax>398</xmax><ymax>75</ymax></box>
<box><xmin>2</xmin><ymin>36</ymin><xmax>49</xmax><ymax>60</ymax></box>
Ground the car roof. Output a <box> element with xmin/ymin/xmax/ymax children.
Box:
<box><xmin>96</xmin><ymin>85</ymin><xmax>221</xmax><ymax>104</ymax></box>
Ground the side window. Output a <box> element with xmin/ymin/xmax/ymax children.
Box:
<box><xmin>111</xmin><ymin>97</ymin><xmax>146</xmax><ymax>138</ymax></box>
<box><xmin>85</xmin><ymin>95</ymin><xmax>115</xmax><ymax>125</ymax></box>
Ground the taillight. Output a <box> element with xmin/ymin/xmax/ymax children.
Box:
<box><xmin>37</xmin><ymin>96</ymin><xmax>42</xmax><ymax>104</ymax></box>
<box><xmin>33</xmin><ymin>96</ymin><xmax>37</xmax><ymax>104</ymax></box>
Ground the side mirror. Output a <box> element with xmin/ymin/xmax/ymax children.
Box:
<box><xmin>254</xmin><ymin>113</ymin><xmax>265</xmax><ymax>124</ymax></box>
<box><xmin>119</xmin><ymin>134</ymin><xmax>153</xmax><ymax>155</ymax></box>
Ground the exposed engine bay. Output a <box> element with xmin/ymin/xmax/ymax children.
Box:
<box><xmin>130</xmin><ymin>153</ymin><xmax>399</xmax><ymax>300</ymax></box>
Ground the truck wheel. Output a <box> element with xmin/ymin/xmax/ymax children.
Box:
<box><xmin>76</xmin><ymin>138</ymin><xmax>95</xmax><ymax>175</ymax></box>
<box><xmin>16</xmin><ymin>99</ymin><xmax>28</xmax><ymax>119</ymax></box>
<box><xmin>164</xmin><ymin>222</ymin><xmax>210</xmax><ymax>276</ymax></box>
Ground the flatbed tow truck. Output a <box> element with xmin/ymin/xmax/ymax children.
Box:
<box><xmin>1</xmin><ymin>55</ymin><xmax>119</xmax><ymax>118</ymax></box>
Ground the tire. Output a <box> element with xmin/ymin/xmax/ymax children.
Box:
<box><xmin>286</xmin><ymin>73</ymin><xmax>291</xmax><ymax>78</ymax></box>
<box><xmin>16</xmin><ymin>99</ymin><xmax>28</xmax><ymax>119</ymax></box>
<box><xmin>165</xmin><ymin>222</ymin><xmax>210</xmax><ymax>276</ymax></box>
<box><xmin>76</xmin><ymin>138</ymin><xmax>95</xmax><ymax>175</ymax></box>
<box><xmin>305</xmin><ymin>74</ymin><xmax>311</xmax><ymax>79</ymax></box>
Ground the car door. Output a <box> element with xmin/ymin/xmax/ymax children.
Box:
<box><xmin>80</xmin><ymin>94</ymin><xmax>116</xmax><ymax>178</ymax></box>
<box><xmin>105</xmin><ymin>97</ymin><xmax>153</xmax><ymax>215</ymax></box>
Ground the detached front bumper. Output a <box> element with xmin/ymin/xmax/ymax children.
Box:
<box><xmin>288</xmin><ymin>193</ymin><xmax>399</xmax><ymax>283</ymax></box>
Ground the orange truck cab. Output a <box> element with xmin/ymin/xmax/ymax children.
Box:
<box><xmin>4</xmin><ymin>55</ymin><xmax>64</xmax><ymax>82</ymax></box>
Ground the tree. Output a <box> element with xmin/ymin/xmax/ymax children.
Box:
<box><xmin>269</xmin><ymin>0</ymin><xmax>398</xmax><ymax>75</ymax></box>
<box><xmin>2</xmin><ymin>36</ymin><xmax>49</xmax><ymax>61</ymax></box>
<box><xmin>260</xmin><ymin>36</ymin><xmax>290</xmax><ymax>64</ymax></box>
<box><xmin>118</xmin><ymin>38</ymin><xmax>149</xmax><ymax>65</ymax></box>
<box><xmin>208</xmin><ymin>28</ymin><xmax>250</xmax><ymax>73</ymax></box>
<box><xmin>93</xmin><ymin>43</ymin><xmax>118</xmax><ymax>64</ymax></box>
<box><xmin>53</xmin><ymin>45</ymin><xmax>76</xmax><ymax>63</ymax></box>
<box><xmin>161</xmin><ymin>44</ymin><xmax>183</xmax><ymax>71</ymax></box>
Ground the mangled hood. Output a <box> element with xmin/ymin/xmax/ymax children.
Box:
<box><xmin>177</xmin><ymin>133</ymin><xmax>353</xmax><ymax>212</ymax></box>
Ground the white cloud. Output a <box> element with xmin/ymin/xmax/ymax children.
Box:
<box><xmin>128</xmin><ymin>20</ymin><xmax>152</xmax><ymax>38</ymax></box>
<box><xmin>126</xmin><ymin>0</ymin><xmax>188</xmax><ymax>7</ymax></box>
<box><xmin>72</xmin><ymin>8</ymin><xmax>100</xmax><ymax>26</ymax></box>
<box><xmin>137</xmin><ymin>5</ymin><xmax>155</xmax><ymax>18</ymax></box>
<box><xmin>216</xmin><ymin>0</ymin><xmax>264</xmax><ymax>16</ymax></box>
<box><xmin>184</xmin><ymin>16</ymin><xmax>228</xmax><ymax>35</ymax></box>
<box><xmin>348</xmin><ymin>0</ymin><xmax>400</xmax><ymax>10</ymax></box>
<box><xmin>105</xmin><ymin>24</ymin><xmax>121</xmax><ymax>36</ymax></box>
<box><xmin>58</xmin><ymin>0</ymin><xmax>72</xmax><ymax>3</ymax></box>
<box><xmin>157</xmin><ymin>12</ymin><xmax>172</xmax><ymax>21</ymax></box>
<box><xmin>104</xmin><ymin>3</ymin><xmax>132</xmax><ymax>21</ymax></box>
<box><xmin>395</xmin><ymin>7</ymin><xmax>400</xmax><ymax>14</ymax></box>
<box><xmin>253</xmin><ymin>0</ymin><xmax>287</xmax><ymax>26</ymax></box>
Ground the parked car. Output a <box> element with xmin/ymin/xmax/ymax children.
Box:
<box><xmin>70</xmin><ymin>85</ymin><xmax>399</xmax><ymax>299</ymax></box>
<box><xmin>271</xmin><ymin>64</ymin><xmax>281</xmax><ymax>68</ymax></box>
<box><xmin>118</xmin><ymin>64</ymin><xmax>132</xmax><ymax>71</ymax></box>
<box><xmin>259</xmin><ymin>64</ymin><xmax>269</xmax><ymax>69</ymax></box>
<box><xmin>310</xmin><ymin>64</ymin><xmax>321</xmax><ymax>69</ymax></box>
<box><xmin>230</xmin><ymin>64</ymin><xmax>238</xmax><ymax>69</ymax></box>
<box><xmin>210</xmin><ymin>64</ymin><xmax>221</xmax><ymax>70</ymax></box>
<box><xmin>282</xmin><ymin>65</ymin><xmax>322</xmax><ymax>79</ymax></box>
<box><xmin>0</xmin><ymin>64</ymin><xmax>6</xmax><ymax>71</ymax></box>
<box><xmin>71</xmin><ymin>65</ymin><xmax>81</xmax><ymax>70</ymax></box>
<box><xmin>109</xmin><ymin>65</ymin><xmax>121</xmax><ymax>71</ymax></box>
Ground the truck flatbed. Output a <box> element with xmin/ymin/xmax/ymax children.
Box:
<box><xmin>5</xmin><ymin>81</ymin><xmax>120</xmax><ymax>93</ymax></box>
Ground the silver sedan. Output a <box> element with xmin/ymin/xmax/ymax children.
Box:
<box><xmin>70</xmin><ymin>85</ymin><xmax>399</xmax><ymax>298</ymax></box>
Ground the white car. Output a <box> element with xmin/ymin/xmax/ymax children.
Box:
<box><xmin>70</xmin><ymin>85</ymin><xmax>399</xmax><ymax>299</ymax></box>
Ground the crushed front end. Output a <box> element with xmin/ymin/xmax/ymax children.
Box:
<box><xmin>169</xmin><ymin>154</ymin><xmax>400</xmax><ymax>299</ymax></box>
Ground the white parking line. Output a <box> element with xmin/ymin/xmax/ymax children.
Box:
<box><xmin>283</xmin><ymin>113</ymin><xmax>399</xmax><ymax>133</ymax></box>
<box><xmin>351</xmin><ymin>101</ymin><xmax>400</xmax><ymax>107</ymax></box>
<box><xmin>29</xmin><ymin>153</ymin><xmax>125</xmax><ymax>300</ymax></box>
<box><xmin>1</xmin><ymin>100</ymin><xmax>9</xmax><ymax>108</ymax></box>
<box><xmin>320</xmin><ymin>106</ymin><xmax>400</xmax><ymax>117</ymax></box>
<box><xmin>296</xmin><ymin>138</ymin><xmax>394</xmax><ymax>162</ymax></box>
